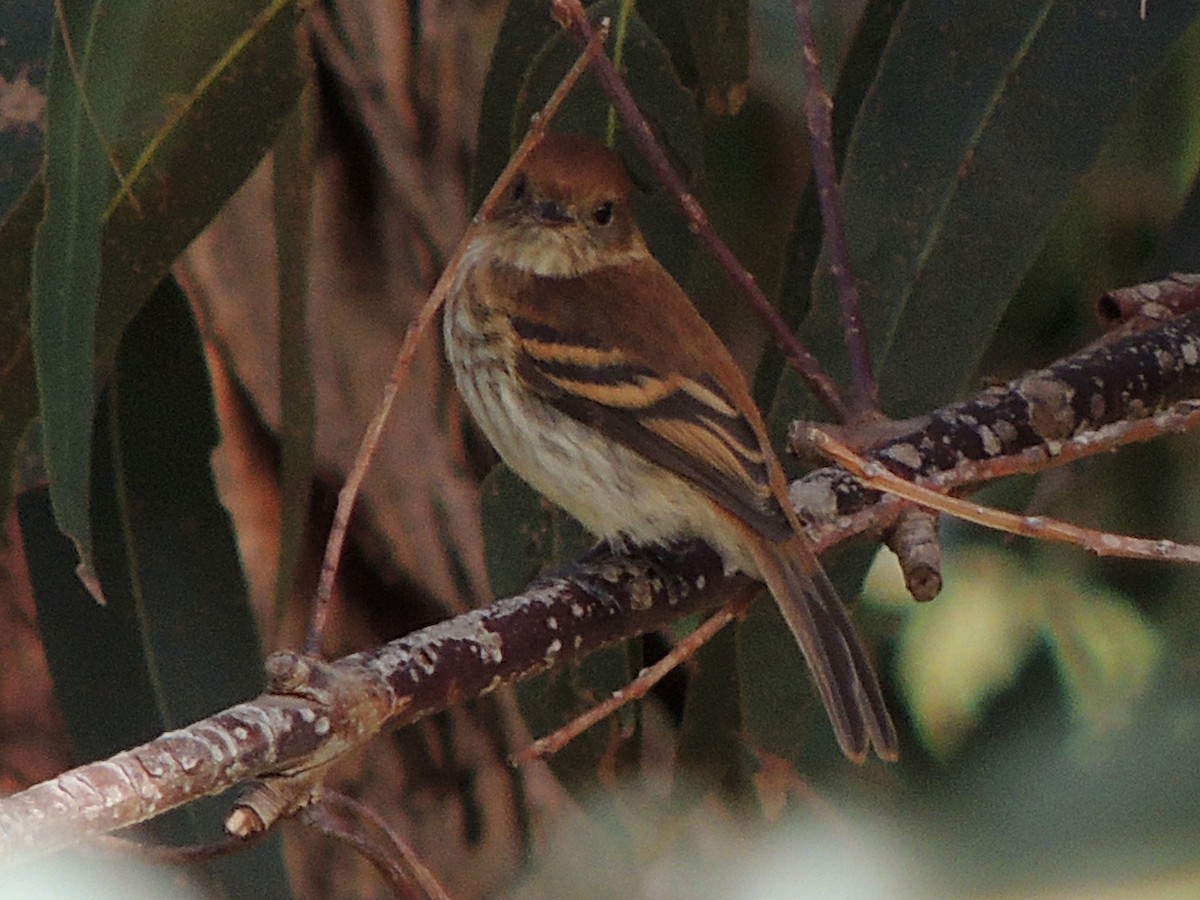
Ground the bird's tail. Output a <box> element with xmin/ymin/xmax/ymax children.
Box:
<box><xmin>748</xmin><ymin>536</ymin><xmax>898</xmax><ymax>763</ymax></box>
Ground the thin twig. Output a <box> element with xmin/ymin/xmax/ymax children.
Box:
<box><xmin>514</xmin><ymin>593</ymin><xmax>751</xmax><ymax>764</ymax></box>
<box><xmin>806</xmin><ymin>427</ymin><xmax>1200</xmax><ymax>565</ymax></box>
<box><xmin>318</xmin><ymin>791</ymin><xmax>453</xmax><ymax>900</ymax></box>
<box><xmin>300</xmin><ymin>802</ymin><xmax>423</xmax><ymax>899</ymax></box>
<box><xmin>792</xmin><ymin>0</ymin><xmax>877</xmax><ymax>418</ymax></box>
<box><xmin>303</xmin><ymin>16</ymin><xmax>613</xmax><ymax>655</ymax></box>
<box><xmin>552</xmin><ymin>0</ymin><xmax>848</xmax><ymax>421</ymax></box>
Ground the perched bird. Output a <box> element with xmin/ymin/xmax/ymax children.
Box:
<box><xmin>444</xmin><ymin>133</ymin><xmax>897</xmax><ymax>762</ymax></box>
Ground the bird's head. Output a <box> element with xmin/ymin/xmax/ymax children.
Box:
<box><xmin>484</xmin><ymin>133</ymin><xmax>647</xmax><ymax>277</ymax></box>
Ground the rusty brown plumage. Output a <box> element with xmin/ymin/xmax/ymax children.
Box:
<box><xmin>444</xmin><ymin>134</ymin><xmax>897</xmax><ymax>762</ymax></box>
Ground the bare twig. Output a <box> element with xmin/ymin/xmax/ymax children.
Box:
<box><xmin>789</xmin><ymin>307</ymin><xmax>1200</xmax><ymax>525</ymax></box>
<box><xmin>6</xmin><ymin>291</ymin><xmax>1200</xmax><ymax>859</ymax></box>
<box><xmin>303</xmin><ymin>19</ymin><xmax>613</xmax><ymax>655</ymax></box>
<box><xmin>792</xmin><ymin>0</ymin><xmax>877</xmax><ymax>419</ymax></box>
<box><xmin>300</xmin><ymin>802</ymin><xmax>423</xmax><ymax>899</ymax></box>
<box><xmin>320</xmin><ymin>791</ymin><xmax>453</xmax><ymax>900</ymax></box>
<box><xmin>807</xmin><ymin>427</ymin><xmax>1200</xmax><ymax>565</ymax></box>
<box><xmin>552</xmin><ymin>0</ymin><xmax>848</xmax><ymax>421</ymax></box>
<box><xmin>301</xmin><ymin>791</ymin><xmax>453</xmax><ymax>900</ymax></box>
<box><xmin>514</xmin><ymin>592</ymin><xmax>752</xmax><ymax>764</ymax></box>
<box><xmin>1097</xmin><ymin>272</ymin><xmax>1200</xmax><ymax>327</ymax></box>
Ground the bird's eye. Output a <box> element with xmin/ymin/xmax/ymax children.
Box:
<box><xmin>511</xmin><ymin>174</ymin><xmax>528</xmax><ymax>202</ymax></box>
<box><xmin>592</xmin><ymin>200</ymin><xmax>614</xmax><ymax>226</ymax></box>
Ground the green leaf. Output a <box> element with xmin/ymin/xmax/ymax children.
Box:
<box><xmin>889</xmin><ymin>549</ymin><xmax>1043</xmax><ymax>758</ymax></box>
<box><xmin>272</xmin><ymin>83</ymin><xmax>317</xmax><ymax>622</ymax></box>
<box><xmin>671</xmin><ymin>617</ymin><xmax>743</xmax><ymax>809</ymax></box>
<box><xmin>789</xmin><ymin>0</ymin><xmax>1200</xmax><ymax>420</ymax></box>
<box><xmin>1046</xmin><ymin>581</ymin><xmax>1162</xmax><ymax>737</ymax></box>
<box><xmin>31</xmin><ymin>2</ymin><xmax>126</xmax><ymax>576</ymax></box>
<box><xmin>30</xmin><ymin>0</ymin><xmax>308</xmax><ymax>574</ymax></box>
<box><xmin>471</xmin><ymin>0</ymin><xmax>562</xmax><ymax>211</ymax></box>
<box><xmin>21</xmin><ymin>279</ymin><xmax>290</xmax><ymax>894</ymax></box>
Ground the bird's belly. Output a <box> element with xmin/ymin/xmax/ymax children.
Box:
<box><xmin>448</xmin><ymin>340</ymin><xmax>741</xmax><ymax>566</ymax></box>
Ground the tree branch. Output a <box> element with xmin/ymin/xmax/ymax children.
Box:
<box><xmin>4</xmin><ymin>302</ymin><xmax>1200</xmax><ymax>861</ymax></box>
<box><xmin>0</xmin><ymin>542</ymin><xmax>753</xmax><ymax>860</ymax></box>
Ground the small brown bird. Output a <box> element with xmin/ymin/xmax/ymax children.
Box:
<box><xmin>444</xmin><ymin>133</ymin><xmax>897</xmax><ymax>762</ymax></box>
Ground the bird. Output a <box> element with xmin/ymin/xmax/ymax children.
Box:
<box><xmin>443</xmin><ymin>132</ymin><xmax>897</xmax><ymax>762</ymax></box>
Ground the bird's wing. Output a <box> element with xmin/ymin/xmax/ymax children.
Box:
<box><xmin>510</xmin><ymin>314</ymin><xmax>792</xmax><ymax>542</ymax></box>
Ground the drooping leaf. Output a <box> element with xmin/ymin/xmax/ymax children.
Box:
<box><xmin>272</xmin><ymin>82</ymin><xmax>317</xmax><ymax>625</ymax></box>
<box><xmin>30</xmin><ymin>0</ymin><xmax>308</xmax><ymax>574</ymax></box>
<box><xmin>22</xmin><ymin>278</ymin><xmax>290</xmax><ymax>894</ymax></box>
<box><xmin>30</xmin><ymin>1</ymin><xmax>127</xmax><ymax>577</ymax></box>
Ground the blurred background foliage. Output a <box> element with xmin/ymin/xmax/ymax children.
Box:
<box><xmin>4</xmin><ymin>0</ymin><xmax>1200</xmax><ymax>896</ymax></box>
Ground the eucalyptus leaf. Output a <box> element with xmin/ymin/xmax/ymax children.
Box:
<box><xmin>787</xmin><ymin>0</ymin><xmax>1200</xmax><ymax>421</ymax></box>
<box><xmin>22</xmin><ymin>279</ymin><xmax>290</xmax><ymax>896</ymax></box>
<box><xmin>29</xmin><ymin>0</ymin><xmax>308</xmax><ymax>573</ymax></box>
<box><xmin>272</xmin><ymin>84</ymin><xmax>317</xmax><ymax>621</ymax></box>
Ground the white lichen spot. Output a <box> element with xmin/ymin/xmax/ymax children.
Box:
<box><xmin>993</xmin><ymin>420</ymin><xmax>1019</xmax><ymax>444</ymax></box>
<box><xmin>546</xmin><ymin>616</ymin><xmax>558</xmax><ymax>630</ymax></box>
<box><xmin>571</xmin><ymin>603</ymin><xmax>586</xmax><ymax>618</ymax></box>
<box><xmin>790</xmin><ymin>479</ymin><xmax>839</xmax><ymax>523</ymax></box>
<box><xmin>299</xmin><ymin>708</ymin><xmax>316</xmax><ymax>724</ymax></box>
<box><xmin>978</xmin><ymin>425</ymin><xmax>1001</xmax><ymax>456</ymax></box>
<box><xmin>413</xmin><ymin>646</ymin><xmax>439</xmax><ymax>675</ymax></box>
<box><xmin>1019</xmin><ymin>374</ymin><xmax>1076</xmax><ymax>440</ymax></box>
<box><xmin>1183</xmin><ymin>340</ymin><xmax>1199</xmax><ymax>367</ymax></box>
<box><xmin>880</xmin><ymin>442</ymin><xmax>923</xmax><ymax>472</ymax></box>
<box><xmin>467</xmin><ymin>620</ymin><xmax>505</xmax><ymax>664</ymax></box>
<box><xmin>545</xmin><ymin>638</ymin><xmax>563</xmax><ymax>664</ymax></box>
<box><xmin>1101</xmin><ymin>533</ymin><xmax>1121</xmax><ymax>549</ymax></box>
<box><xmin>314</xmin><ymin>717</ymin><xmax>330</xmax><ymax>736</ymax></box>
<box><xmin>696</xmin><ymin>574</ymin><xmax>706</xmax><ymax>590</ymax></box>
<box><xmin>574</xmin><ymin>634</ymin><xmax>583</xmax><ymax>649</ymax></box>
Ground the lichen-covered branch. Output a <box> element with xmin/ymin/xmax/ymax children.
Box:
<box><xmin>790</xmin><ymin>307</ymin><xmax>1200</xmax><ymax>523</ymax></box>
<box><xmin>5</xmin><ymin>305</ymin><xmax>1200</xmax><ymax>859</ymax></box>
<box><xmin>0</xmin><ymin>543</ymin><xmax>752</xmax><ymax>860</ymax></box>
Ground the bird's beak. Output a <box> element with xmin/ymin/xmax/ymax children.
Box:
<box><xmin>533</xmin><ymin>200</ymin><xmax>573</xmax><ymax>225</ymax></box>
